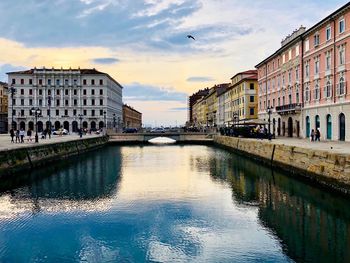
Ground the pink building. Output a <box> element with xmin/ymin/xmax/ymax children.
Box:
<box><xmin>256</xmin><ymin>2</ymin><xmax>350</xmax><ymax>141</ymax></box>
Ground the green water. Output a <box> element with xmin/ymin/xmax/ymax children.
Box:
<box><xmin>0</xmin><ymin>145</ymin><xmax>349</xmax><ymax>262</ymax></box>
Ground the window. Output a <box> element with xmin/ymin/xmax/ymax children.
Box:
<box><xmin>289</xmin><ymin>49</ymin><xmax>292</xmax><ymax>60</ymax></box>
<box><xmin>48</xmin><ymin>79</ymin><xmax>51</xmax><ymax>85</ymax></box>
<box><xmin>91</xmin><ymin>99</ymin><xmax>95</xmax><ymax>106</ymax></box>
<box><xmin>65</xmin><ymin>79</ymin><xmax>69</xmax><ymax>85</ymax></box>
<box><xmin>73</xmin><ymin>109</ymin><xmax>77</xmax><ymax>116</ymax></box>
<box><xmin>305</xmin><ymin>85</ymin><xmax>310</xmax><ymax>101</ymax></box>
<box><xmin>74</xmin><ymin>99</ymin><xmax>77</xmax><ymax>106</ymax></box>
<box><xmin>29</xmin><ymin>79</ymin><xmax>33</xmax><ymax>85</ymax></box>
<box><xmin>100</xmin><ymin>99</ymin><xmax>103</xmax><ymax>105</ymax></box>
<box><xmin>314</xmin><ymin>84</ymin><xmax>320</xmax><ymax>100</ymax></box>
<box><xmin>296</xmin><ymin>91</ymin><xmax>299</xmax><ymax>103</ymax></box>
<box><xmin>314</xmin><ymin>34</ymin><xmax>320</xmax><ymax>47</ymax></box>
<box><xmin>39</xmin><ymin>99</ymin><xmax>42</xmax><ymax>106</ymax></box>
<box><xmin>29</xmin><ymin>89</ymin><xmax>33</xmax><ymax>95</ymax></box>
<box><xmin>83</xmin><ymin>99</ymin><xmax>87</xmax><ymax>106</ymax></box>
<box><xmin>339</xmin><ymin>19</ymin><xmax>345</xmax><ymax>34</ymax></box>
<box><xmin>305</xmin><ymin>61</ymin><xmax>310</xmax><ymax>78</ymax></box>
<box><xmin>21</xmin><ymin>99</ymin><xmax>24</xmax><ymax>106</ymax></box>
<box><xmin>39</xmin><ymin>89</ymin><xmax>42</xmax><ymax>96</ymax></box>
<box><xmin>83</xmin><ymin>89</ymin><xmax>87</xmax><ymax>95</ymax></box>
<box><xmin>91</xmin><ymin>79</ymin><xmax>95</xmax><ymax>85</ymax></box>
<box><xmin>100</xmin><ymin>110</ymin><xmax>103</xmax><ymax>116</ymax></box>
<box><xmin>326</xmin><ymin>52</ymin><xmax>331</xmax><ymax>70</ymax></box>
<box><xmin>288</xmin><ymin>70</ymin><xmax>292</xmax><ymax>84</ymax></box>
<box><xmin>91</xmin><ymin>89</ymin><xmax>95</xmax><ymax>95</ymax></box>
<box><xmin>338</xmin><ymin>77</ymin><xmax>345</xmax><ymax>95</ymax></box>
<box><xmin>20</xmin><ymin>79</ymin><xmax>24</xmax><ymax>85</ymax></box>
<box><xmin>56</xmin><ymin>110</ymin><xmax>59</xmax><ymax>116</ymax></box>
<box><xmin>295</xmin><ymin>67</ymin><xmax>299</xmax><ymax>81</ymax></box>
<box><xmin>74</xmin><ymin>89</ymin><xmax>77</xmax><ymax>95</ymax></box>
<box><xmin>56</xmin><ymin>99</ymin><xmax>60</xmax><ymax>106</ymax></box>
<box><xmin>305</xmin><ymin>39</ymin><xmax>310</xmax><ymax>52</ymax></box>
<box><xmin>315</xmin><ymin>58</ymin><xmax>320</xmax><ymax>74</ymax></box>
<box><xmin>295</xmin><ymin>45</ymin><xmax>299</xmax><ymax>56</ymax></box>
<box><xmin>39</xmin><ymin>79</ymin><xmax>43</xmax><ymax>85</ymax></box>
<box><xmin>12</xmin><ymin>110</ymin><xmax>16</xmax><ymax>116</ymax></box>
<box><xmin>100</xmin><ymin>89</ymin><xmax>103</xmax><ymax>95</ymax></box>
<box><xmin>250</xmin><ymin>96</ymin><xmax>254</xmax><ymax>102</ymax></box>
<box><xmin>48</xmin><ymin>90</ymin><xmax>51</xmax><ymax>95</ymax></box>
<box><xmin>65</xmin><ymin>99</ymin><xmax>69</xmax><ymax>106</ymax></box>
<box><xmin>11</xmin><ymin>79</ymin><xmax>16</xmax><ymax>85</ymax></box>
<box><xmin>83</xmin><ymin>79</ymin><xmax>87</xmax><ymax>85</ymax></box>
<box><xmin>47</xmin><ymin>109</ymin><xmax>50</xmax><ymax>116</ymax></box>
<box><xmin>65</xmin><ymin>89</ymin><xmax>69</xmax><ymax>95</ymax></box>
<box><xmin>326</xmin><ymin>80</ymin><xmax>331</xmax><ymax>98</ymax></box>
<box><xmin>282</xmin><ymin>53</ymin><xmax>286</xmax><ymax>63</ymax></box>
<box><xmin>56</xmin><ymin>79</ymin><xmax>60</xmax><ymax>86</ymax></box>
<box><xmin>99</xmin><ymin>79</ymin><xmax>103</xmax><ymax>85</ymax></box>
<box><xmin>29</xmin><ymin>99</ymin><xmax>33</xmax><ymax>106</ymax></box>
<box><xmin>20</xmin><ymin>89</ymin><xmax>24</xmax><ymax>95</ymax></box>
<box><xmin>91</xmin><ymin>110</ymin><xmax>95</xmax><ymax>116</ymax></box>
<box><xmin>249</xmin><ymin>107</ymin><xmax>255</xmax><ymax>115</ymax></box>
<box><xmin>12</xmin><ymin>99</ymin><xmax>16</xmax><ymax>105</ymax></box>
<box><xmin>21</xmin><ymin>109</ymin><xmax>24</xmax><ymax>116</ymax></box>
<box><xmin>326</xmin><ymin>26</ymin><xmax>331</xmax><ymax>41</ymax></box>
<box><xmin>64</xmin><ymin>109</ymin><xmax>68</xmax><ymax>116</ymax></box>
<box><xmin>83</xmin><ymin>110</ymin><xmax>87</xmax><ymax>116</ymax></box>
<box><xmin>73</xmin><ymin>79</ymin><xmax>77</xmax><ymax>85</ymax></box>
<box><xmin>56</xmin><ymin>89</ymin><xmax>60</xmax><ymax>95</ymax></box>
<box><xmin>339</xmin><ymin>45</ymin><xmax>345</xmax><ymax>65</ymax></box>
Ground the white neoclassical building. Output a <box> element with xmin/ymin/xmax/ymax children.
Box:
<box><xmin>7</xmin><ymin>67</ymin><xmax>123</xmax><ymax>133</ymax></box>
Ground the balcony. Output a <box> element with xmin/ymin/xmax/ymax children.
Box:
<box><xmin>275</xmin><ymin>103</ymin><xmax>302</xmax><ymax>115</ymax></box>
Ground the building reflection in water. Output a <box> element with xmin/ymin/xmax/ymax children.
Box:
<box><xmin>0</xmin><ymin>146</ymin><xmax>122</xmax><ymax>217</ymax></box>
<box><xmin>207</xmin><ymin>149</ymin><xmax>350</xmax><ymax>263</ymax></box>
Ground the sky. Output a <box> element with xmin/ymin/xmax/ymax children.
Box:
<box><xmin>0</xmin><ymin>0</ymin><xmax>347</xmax><ymax>126</ymax></box>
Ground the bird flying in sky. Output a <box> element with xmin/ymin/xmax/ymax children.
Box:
<box><xmin>187</xmin><ymin>35</ymin><xmax>195</xmax><ymax>40</ymax></box>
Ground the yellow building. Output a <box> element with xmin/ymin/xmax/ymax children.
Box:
<box><xmin>224</xmin><ymin>70</ymin><xmax>258</xmax><ymax>125</ymax></box>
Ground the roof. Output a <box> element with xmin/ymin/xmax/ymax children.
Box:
<box><xmin>0</xmin><ymin>81</ymin><xmax>8</xmax><ymax>87</ymax></box>
<box><xmin>6</xmin><ymin>67</ymin><xmax>123</xmax><ymax>89</ymax></box>
<box><xmin>230</xmin><ymin>70</ymin><xmax>257</xmax><ymax>80</ymax></box>
<box><xmin>123</xmin><ymin>104</ymin><xmax>142</xmax><ymax>115</ymax></box>
<box><xmin>255</xmin><ymin>1</ymin><xmax>350</xmax><ymax>68</ymax></box>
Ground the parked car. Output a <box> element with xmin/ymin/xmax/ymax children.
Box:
<box><xmin>150</xmin><ymin>127</ymin><xmax>165</xmax><ymax>133</ymax></box>
<box><xmin>123</xmin><ymin>128</ymin><xmax>138</xmax><ymax>133</ymax></box>
<box><xmin>53</xmin><ymin>128</ymin><xmax>69</xmax><ymax>135</ymax></box>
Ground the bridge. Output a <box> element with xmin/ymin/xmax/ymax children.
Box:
<box><xmin>109</xmin><ymin>132</ymin><xmax>213</xmax><ymax>143</ymax></box>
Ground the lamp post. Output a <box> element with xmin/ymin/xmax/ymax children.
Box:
<box><xmin>31</xmin><ymin>107</ymin><xmax>41</xmax><ymax>143</ymax></box>
<box><xmin>267</xmin><ymin>107</ymin><xmax>272</xmax><ymax>141</ymax></box>
<box><xmin>78</xmin><ymin>114</ymin><xmax>83</xmax><ymax>138</ymax></box>
<box><xmin>117</xmin><ymin>117</ymin><xmax>120</xmax><ymax>133</ymax></box>
<box><xmin>8</xmin><ymin>86</ymin><xmax>16</xmax><ymax>130</ymax></box>
<box><xmin>47</xmin><ymin>95</ymin><xmax>51</xmax><ymax>138</ymax></box>
<box><xmin>113</xmin><ymin>113</ymin><xmax>116</xmax><ymax>132</ymax></box>
<box><xmin>103</xmin><ymin>111</ymin><xmax>107</xmax><ymax>135</ymax></box>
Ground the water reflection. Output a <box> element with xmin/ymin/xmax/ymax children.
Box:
<box><xmin>0</xmin><ymin>145</ymin><xmax>349</xmax><ymax>262</ymax></box>
<box><xmin>208</xmin><ymin>150</ymin><xmax>350</xmax><ymax>263</ymax></box>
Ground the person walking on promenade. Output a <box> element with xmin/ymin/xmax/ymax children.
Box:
<box><xmin>19</xmin><ymin>128</ymin><xmax>25</xmax><ymax>143</ymax></box>
<box><xmin>10</xmin><ymin>128</ymin><xmax>15</xmax><ymax>143</ymax></box>
<box><xmin>27</xmin><ymin>129</ymin><xmax>32</xmax><ymax>142</ymax></box>
<box><xmin>315</xmin><ymin>128</ymin><xmax>321</xmax><ymax>142</ymax></box>
<box><xmin>48</xmin><ymin>128</ymin><xmax>51</xmax><ymax>139</ymax></box>
<box><xmin>310</xmin><ymin>129</ymin><xmax>315</xmax><ymax>142</ymax></box>
<box><xmin>15</xmin><ymin>129</ymin><xmax>20</xmax><ymax>143</ymax></box>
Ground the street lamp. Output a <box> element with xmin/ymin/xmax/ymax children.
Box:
<box><xmin>267</xmin><ymin>107</ymin><xmax>272</xmax><ymax>141</ymax></box>
<box><xmin>103</xmin><ymin>111</ymin><xmax>107</xmax><ymax>135</ymax></box>
<box><xmin>78</xmin><ymin>114</ymin><xmax>83</xmax><ymax>138</ymax></box>
<box><xmin>117</xmin><ymin>117</ymin><xmax>120</xmax><ymax>133</ymax></box>
<box><xmin>47</xmin><ymin>95</ymin><xmax>52</xmax><ymax>138</ymax></box>
<box><xmin>31</xmin><ymin>107</ymin><xmax>41</xmax><ymax>143</ymax></box>
<box><xmin>113</xmin><ymin>113</ymin><xmax>116</xmax><ymax>132</ymax></box>
<box><xmin>8</xmin><ymin>86</ymin><xmax>16</xmax><ymax>130</ymax></box>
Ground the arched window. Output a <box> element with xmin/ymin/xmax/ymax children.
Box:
<box><xmin>326</xmin><ymin>114</ymin><xmax>332</xmax><ymax>140</ymax></box>
<box><xmin>339</xmin><ymin>113</ymin><xmax>346</xmax><ymax>141</ymax></box>
<box><xmin>315</xmin><ymin>115</ymin><xmax>320</xmax><ymax>129</ymax></box>
<box><xmin>339</xmin><ymin>77</ymin><xmax>345</xmax><ymax>95</ymax></box>
<box><xmin>305</xmin><ymin>86</ymin><xmax>310</xmax><ymax>101</ymax></box>
<box><xmin>314</xmin><ymin>84</ymin><xmax>320</xmax><ymax>100</ymax></box>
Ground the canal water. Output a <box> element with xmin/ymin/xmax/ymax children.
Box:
<box><xmin>0</xmin><ymin>145</ymin><xmax>349</xmax><ymax>262</ymax></box>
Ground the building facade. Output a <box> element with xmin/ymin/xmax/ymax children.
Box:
<box><xmin>256</xmin><ymin>2</ymin><xmax>350</xmax><ymax>141</ymax></box>
<box><xmin>0</xmin><ymin>81</ymin><xmax>8</xmax><ymax>133</ymax></box>
<box><xmin>224</xmin><ymin>70</ymin><xmax>258</xmax><ymax>126</ymax></box>
<box><xmin>188</xmin><ymin>88</ymin><xmax>209</xmax><ymax>125</ymax></box>
<box><xmin>7</xmin><ymin>67</ymin><xmax>123</xmax><ymax>133</ymax></box>
<box><xmin>123</xmin><ymin>104</ymin><xmax>142</xmax><ymax>129</ymax></box>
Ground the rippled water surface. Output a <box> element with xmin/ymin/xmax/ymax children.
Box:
<box><xmin>0</xmin><ymin>145</ymin><xmax>350</xmax><ymax>262</ymax></box>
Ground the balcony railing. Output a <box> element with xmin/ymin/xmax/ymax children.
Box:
<box><xmin>275</xmin><ymin>103</ymin><xmax>303</xmax><ymax>114</ymax></box>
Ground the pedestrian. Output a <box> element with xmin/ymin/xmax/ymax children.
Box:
<box><xmin>310</xmin><ymin>129</ymin><xmax>315</xmax><ymax>142</ymax></box>
<box><xmin>48</xmin><ymin>128</ymin><xmax>51</xmax><ymax>139</ymax></box>
<box><xmin>15</xmin><ymin>129</ymin><xmax>20</xmax><ymax>143</ymax></box>
<box><xmin>27</xmin><ymin>129</ymin><xmax>32</xmax><ymax>142</ymax></box>
<box><xmin>315</xmin><ymin>128</ymin><xmax>321</xmax><ymax>142</ymax></box>
<box><xmin>10</xmin><ymin>128</ymin><xmax>15</xmax><ymax>143</ymax></box>
<box><xmin>19</xmin><ymin>128</ymin><xmax>25</xmax><ymax>143</ymax></box>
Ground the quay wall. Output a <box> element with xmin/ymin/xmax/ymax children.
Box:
<box><xmin>214</xmin><ymin>135</ymin><xmax>350</xmax><ymax>194</ymax></box>
<box><xmin>0</xmin><ymin>136</ymin><xmax>109</xmax><ymax>177</ymax></box>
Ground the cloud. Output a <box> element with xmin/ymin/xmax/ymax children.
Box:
<box><xmin>0</xmin><ymin>63</ymin><xmax>26</xmax><ymax>82</ymax></box>
<box><xmin>186</xmin><ymin>76</ymin><xmax>214</xmax><ymax>82</ymax></box>
<box><xmin>168</xmin><ymin>107</ymin><xmax>187</xmax><ymax>111</ymax></box>
<box><xmin>92</xmin><ymin>57</ymin><xmax>120</xmax><ymax>64</ymax></box>
<box><xmin>123</xmin><ymin>82</ymin><xmax>187</xmax><ymax>102</ymax></box>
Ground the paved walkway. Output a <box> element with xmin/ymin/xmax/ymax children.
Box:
<box><xmin>0</xmin><ymin>133</ymin><xmax>103</xmax><ymax>151</ymax></box>
<box><xmin>264</xmin><ymin>137</ymin><xmax>350</xmax><ymax>155</ymax></box>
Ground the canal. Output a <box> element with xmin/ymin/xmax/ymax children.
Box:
<box><xmin>0</xmin><ymin>145</ymin><xmax>349</xmax><ymax>262</ymax></box>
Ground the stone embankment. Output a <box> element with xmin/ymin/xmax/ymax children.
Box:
<box><xmin>214</xmin><ymin>135</ymin><xmax>350</xmax><ymax>194</ymax></box>
<box><xmin>0</xmin><ymin>136</ymin><xmax>108</xmax><ymax>177</ymax></box>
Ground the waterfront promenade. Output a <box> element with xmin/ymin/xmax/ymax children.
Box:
<box><xmin>0</xmin><ymin>133</ymin><xmax>102</xmax><ymax>151</ymax></box>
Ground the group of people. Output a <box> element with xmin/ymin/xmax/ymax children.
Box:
<box><xmin>9</xmin><ymin>128</ymin><xmax>52</xmax><ymax>143</ymax></box>
<box><xmin>310</xmin><ymin>128</ymin><xmax>321</xmax><ymax>142</ymax></box>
